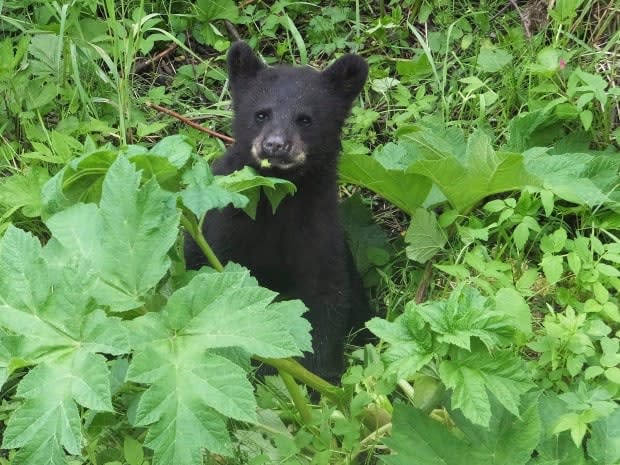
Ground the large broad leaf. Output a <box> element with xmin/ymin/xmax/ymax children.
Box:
<box><xmin>42</xmin><ymin>136</ymin><xmax>190</xmax><ymax>217</ymax></box>
<box><xmin>439</xmin><ymin>351</ymin><xmax>535</xmax><ymax>427</ymax></box>
<box><xmin>126</xmin><ymin>268</ymin><xmax>311</xmax><ymax>464</ymax></box>
<box><xmin>0</xmin><ymin>226</ymin><xmax>130</xmax><ymax>465</ymax></box>
<box><xmin>524</xmin><ymin>151</ymin><xmax>620</xmax><ymax>209</ymax></box>
<box><xmin>339</xmin><ymin>152</ymin><xmax>431</xmax><ymax>216</ymax></box>
<box><xmin>406</xmin><ymin>130</ymin><xmax>538</xmax><ymax>213</ymax></box>
<box><xmin>588</xmin><ymin>407</ymin><xmax>620</xmax><ymax>465</ymax></box>
<box><xmin>532</xmin><ymin>394</ymin><xmax>589</xmax><ymax>465</ymax></box>
<box><xmin>381</xmin><ymin>402</ymin><xmax>477</xmax><ymax>465</ymax></box>
<box><xmin>45</xmin><ymin>156</ymin><xmax>180</xmax><ymax>311</ymax></box>
<box><xmin>451</xmin><ymin>393</ymin><xmax>541</xmax><ymax>465</ymax></box>
<box><xmin>382</xmin><ymin>397</ymin><xmax>540</xmax><ymax>465</ymax></box>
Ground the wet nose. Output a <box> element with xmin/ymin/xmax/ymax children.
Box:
<box><xmin>262</xmin><ymin>135</ymin><xmax>291</xmax><ymax>157</ymax></box>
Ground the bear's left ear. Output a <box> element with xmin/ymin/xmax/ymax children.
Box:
<box><xmin>321</xmin><ymin>54</ymin><xmax>368</xmax><ymax>101</ymax></box>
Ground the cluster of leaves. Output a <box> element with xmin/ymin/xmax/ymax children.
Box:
<box><xmin>0</xmin><ymin>140</ymin><xmax>311</xmax><ymax>465</ymax></box>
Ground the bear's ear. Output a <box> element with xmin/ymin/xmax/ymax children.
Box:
<box><xmin>227</xmin><ymin>41</ymin><xmax>265</xmax><ymax>90</ymax></box>
<box><xmin>321</xmin><ymin>54</ymin><xmax>368</xmax><ymax>101</ymax></box>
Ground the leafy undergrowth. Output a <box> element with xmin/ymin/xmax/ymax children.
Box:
<box><xmin>0</xmin><ymin>1</ymin><xmax>619</xmax><ymax>465</ymax></box>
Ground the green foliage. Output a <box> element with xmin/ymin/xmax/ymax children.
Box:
<box><xmin>0</xmin><ymin>149</ymin><xmax>309</xmax><ymax>464</ymax></box>
<box><xmin>383</xmin><ymin>395</ymin><xmax>541</xmax><ymax>465</ymax></box>
<box><xmin>368</xmin><ymin>285</ymin><xmax>534</xmax><ymax>427</ymax></box>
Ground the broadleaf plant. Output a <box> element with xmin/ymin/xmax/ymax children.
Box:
<box><xmin>0</xmin><ymin>151</ymin><xmax>312</xmax><ymax>465</ymax></box>
<box><xmin>367</xmin><ymin>285</ymin><xmax>535</xmax><ymax>427</ymax></box>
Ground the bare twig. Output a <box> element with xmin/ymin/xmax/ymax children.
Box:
<box><xmin>414</xmin><ymin>260</ymin><xmax>434</xmax><ymax>304</ymax></box>
<box><xmin>134</xmin><ymin>43</ymin><xmax>178</xmax><ymax>74</ymax></box>
<box><xmin>146</xmin><ymin>102</ymin><xmax>235</xmax><ymax>144</ymax></box>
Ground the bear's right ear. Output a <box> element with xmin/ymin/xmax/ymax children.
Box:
<box><xmin>227</xmin><ymin>41</ymin><xmax>265</xmax><ymax>91</ymax></box>
<box><xmin>321</xmin><ymin>54</ymin><xmax>368</xmax><ymax>101</ymax></box>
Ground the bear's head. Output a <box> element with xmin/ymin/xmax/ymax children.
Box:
<box><xmin>226</xmin><ymin>41</ymin><xmax>368</xmax><ymax>177</ymax></box>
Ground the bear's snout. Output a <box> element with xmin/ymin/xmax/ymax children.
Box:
<box><xmin>261</xmin><ymin>135</ymin><xmax>291</xmax><ymax>158</ymax></box>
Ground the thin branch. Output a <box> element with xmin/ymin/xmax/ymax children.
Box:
<box><xmin>414</xmin><ymin>260</ymin><xmax>434</xmax><ymax>304</ymax></box>
<box><xmin>133</xmin><ymin>43</ymin><xmax>178</xmax><ymax>74</ymax></box>
<box><xmin>146</xmin><ymin>102</ymin><xmax>235</xmax><ymax>144</ymax></box>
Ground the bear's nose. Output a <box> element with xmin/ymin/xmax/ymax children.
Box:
<box><xmin>262</xmin><ymin>135</ymin><xmax>291</xmax><ymax>157</ymax></box>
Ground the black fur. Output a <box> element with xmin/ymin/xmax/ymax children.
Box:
<box><xmin>185</xmin><ymin>42</ymin><xmax>369</xmax><ymax>382</ymax></box>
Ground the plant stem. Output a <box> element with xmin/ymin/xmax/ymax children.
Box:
<box><xmin>279</xmin><ymin>370</ymin><xmax>313</xmax><ymax>424</ymax></box>
<box><xmin>180</xmin><ymin>213</ymin><xmax>333</xmax><ymax>416</ymax></box>
<box><xmin>256</xmin><ymin>357</ymin><xmax>347</xmax><ymax>406</ymax></box>
<box><xmin>180</xmin><ymin>213</ymin><xmax>224</xmax><ymax>272</ymax></box>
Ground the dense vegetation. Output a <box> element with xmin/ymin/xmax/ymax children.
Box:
<box><xmin>0</xmin><ymin>1</ymin><xmax>618</xmax><ymax>464</ymax></box>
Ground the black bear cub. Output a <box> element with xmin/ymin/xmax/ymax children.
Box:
<box><xmin>185</xmin><ymin>41</ymin><xmax>369</xmax><ymax>382</ymax></box>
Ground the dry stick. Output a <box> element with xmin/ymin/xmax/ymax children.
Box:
<box><xmin>146</xmin><ymin>102</ymin><xmax>235</xmax><ymax>144</ymax></box>
<box><xmin>507</xmin><ymin>0</ymin><xmax>533</xmax><ymax>38</ymax></box>
<box><xmin>414</xmin><ymin>260</ymin><xmax>434</xmax><ymax>304</ymax></box>
<box><xmin>133</xmin><ymin>43</ymin><xmax>178</xmax><ymax>74</ymax></box>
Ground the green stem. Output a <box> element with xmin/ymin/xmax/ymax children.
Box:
<box><xmin>279</xmin><ymin>370</ymin><xmax>313</xmax><ymax>424</ymax></box>
<box><xmin>180</xmin><ymin>214</ymin><xmax>341</xmax><ymax>413</ymax></box>
<box><xmin>180</xmin><ymin>212</ymin><xmax>224</xmax><ymax>272</ymax></box>
<box><xmin>256</xmin><ymin>357</ymin><xmax>347</xmax><ymax>406</ymax></box>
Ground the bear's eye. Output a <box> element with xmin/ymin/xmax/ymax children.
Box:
<box><xmin>254</xmin><ymin>111</ymin><xmax>269</xmax><ymax>123</ymax></box>
<box><xmin>297</xmin><ymin>114</ymin><xmax>312</xmax><ymax>127</ymax></box>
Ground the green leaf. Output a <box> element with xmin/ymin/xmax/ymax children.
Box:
<box><xmin>451</xmin><ymin>393</ymin><xmax>541</xmax><ymax>465</ymax></box>
<box><xmin>573</xmin><ymin>69</ymin><xmax>608</xmax><ymax>106</ymax></box>
<box><xmin>405</xmin><ymin>208</ymin><xmax>448</xmax><ymax>263</ymax></box>
<box><xmin>123</xmin><ymin>436</ymin><xmax>145</xmax><ymax>465</ymax></box>
<box><xmin>579</xmin><ymin>110</ymin><xmax>593</xmax><ymax>131</ymax></box>
<box><xmin>588</xmin><ymin>407</ymin><xmax>620</xmax><ymax>464</ymax></box>
<box><xmin>541</xmin><ymin>254</ymin><xmax>564</xmax><ymax>285</ymax></box>
<box><xmin>2</xmin><ymin>354</ymin><xmax>123</xmax><ymax>461</ymax></box>
<box><xmin>215</xmin><ymin>166</ymin><xmax>296</xmax><ymax>219</ymax></box>
<box><xmin>42</xmin><ymin>149</ymin><xmax>117</xmax><ymax>216</ymax></box>
<box><xmin>366</xmin><ymin>308</ymin><xmax>434</xmax><ymax>380</ymax></box>
<box><xmin>534</xmin><ymin>394</ymin><xmax>589</xmax><ymax>465</ymax></box>
<box><xmin>439</xmin><ymin>351</ymin><xmax>534</xmax><ymax>427</ymax></box>
<box><xmin>126</xmin><ymin>269</ymin><xmax>311</xmax><ymax>462</ymax></box>
<box><xmin>406</xmin><ymin>130</ymin><xmax>538</xmax><ymax>212</ymax></box>
<box><xmin>46</xmin><ymin>157</ymin><xmax>180</xmax><ymax>311</ymax></box>
<box><xmin>524</xmin><ymin>152</ymin><xmax>620</xmax><ymax>208</ymax></box>
<box><xmin>339</xmin><ymin>152</ymin><xmax>432</xmax><ymax>216</ymax></box>
<box><xmin>381</xmin><ymin>403</ymin><xmax>478</xmax><ymax>465</ymax></box>
<box><xmin>150</xmin><ymin>134</ymin><xmax>193</xmax><ymax>168</ymax></box>
<box><xmin>513</xmin><ymin>222</ymin><xmax>530</xmax><ymax>251</ymax></box>
<box><xmin>0</xmin><ymin>166</ymin><xmax>50</xmax><ymax>217</ymax></box>
<box><xmin>0</xmin><ymin>227</ymin><xmax>130</xmax><ymax>464</ymax></box>
<box><xmin>417</xmin><ymin>286</ymin><xmax>514</xmax><ymax>351</ymax></box>
<box><xmin>365</xmin><ymin>318</ymin><xmax>412</xmax><ymax>345</ymax></box>
<box><xmin>196</xmin><ymin>0</ymin><xmax>238</xmax><ymax>21</ymax></box>
<box><xmin>8</xmin><ymin>435</ymin><xmax>66</xmax><ymax>465</ymax></box>
<box><xmin>495</xmin><ymin>288</ymin><xmax>533</xmax><ymax>338</ymax></box>
<box><xmin>477</xmin><ymin>46</ymin><xmax>513</xmax><ymax>73</ymax></box>
<box><xmin>396</xmin><ymin>54</ymin><xmax>433</xmax><ymax>78</ymax></box>
<box><xmin>551</xmin><ymin>0</ymin><xmax>585</xmax><ymax>22</ymax></box>
<box><xmin>540</xmin><ymin>228</ymin><xmax>568</xmax><ymax>254</ymax></box>
<box><xmin>180</xmin><ymin>158</ymin><xmax>248</xmax><ymax>218</ymax></box>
